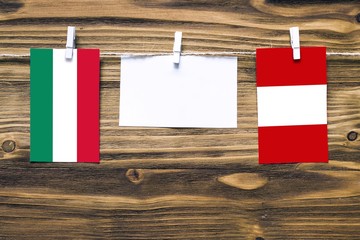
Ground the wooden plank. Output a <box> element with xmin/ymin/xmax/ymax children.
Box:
<box><xmin>0</xmin><ymin>165</ymin><xmax>359</xmax><ymax>239</ymax></box>
<box><xmin>0</xmin><ymin>1</ymin><xmax>359</xmax><ymax>54</ymax></box>
<box><xmin>0</xmin><ymin>0</ymin><xmax>359</xmax><ymax>239</ymax></box>
<box><xmin>0</xmin><ymin>56</ymin><xmax>359</xmax><ymax>167</ymax></box>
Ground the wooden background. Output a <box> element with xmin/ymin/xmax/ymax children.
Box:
<box><xmin>1</xmin><ymin>0</ymin><xmax>360</xmax><ymax>239</ymax></box>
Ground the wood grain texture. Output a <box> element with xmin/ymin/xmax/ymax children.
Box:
<box><xmin>0</xmin><ymin>0</ymin><xmax>359</xmax><ymax>239</ymax></box>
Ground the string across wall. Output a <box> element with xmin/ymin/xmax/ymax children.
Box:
<box><xmin>0</xmin><ymin>51</ymin><xmax>360</xmax><ymax>58</ymax></box>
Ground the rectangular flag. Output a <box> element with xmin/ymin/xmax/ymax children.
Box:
<box><xmin>256</xmin><ymin>47</ymin><xmax>328</xmax><ymax>164</ymax></box>
<box><xmin>119</xmin><ymin>56</ymin><xmax>237</xmax><ymax>128</ymax></box>
<box><xmin>30</xmin><ymin>49</ymin><xmax>100</xmax><ymax>163</ymax></box>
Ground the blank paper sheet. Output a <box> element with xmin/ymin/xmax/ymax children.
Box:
<box><xmin>119</xmin><ymin>55</ymin><xmax>237</xmax><ymax>128</ymax></box>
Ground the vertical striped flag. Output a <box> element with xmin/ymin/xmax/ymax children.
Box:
<box><xmin>30</xmin><ymin>49</ymin><xmax>100</xmax><ymax>163</ymax></box>
<box><xmin>256</xmin><ymin>47</ymin><xmax>328</xmax><ymax>164</ymax></box>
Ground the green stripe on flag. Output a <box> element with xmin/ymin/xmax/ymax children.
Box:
<box><xmin>30</xmin><ymin>49</ymin><xmax>53</xmax><ymax>162</ymax></box>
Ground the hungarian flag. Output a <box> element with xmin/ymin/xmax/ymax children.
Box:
<box><xmin>256</xmin><ymin>47</ymin><xmax>328</xmax><ymax>164</ymax></box>
<box><xmin>30</xmin><ymin>49</ymin><xmax>100</xmax><ymax>163</ymax></box>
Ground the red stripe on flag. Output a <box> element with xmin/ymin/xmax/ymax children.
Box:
<box><xmin>77</xmin><ymin>49</ymin><xmax>100</xmax><ymax>163</ymax></box>
<box><xmin>258</xmin><ymin>124</ymin><xmax>328</xmax><ymax>164</ymax></box>
<box><xmin>256</xmin><ymin>47</ymin><xmax>327</xmax><ymax>87</ymax></box>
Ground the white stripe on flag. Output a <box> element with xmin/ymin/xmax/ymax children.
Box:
<box><xmin>53</xmin><ymin>49</ymin><xmax>77</xmax><ymax>162</ymax></box>
<box><xmin>257</xmin><ymin>84</ymin><xmax>327</xmax><ymax>127</ymax></box>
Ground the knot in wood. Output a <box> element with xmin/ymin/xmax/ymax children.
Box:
<box><xmin>125</xmin><ymin>169</ymin><xmax>144</xmax><ymax>184</ymax></box>
<box><xmin>347</xmin><ymin>131</ymin><xmax>358</xmax><ymax>141</ymax></box>
<box><xmin>218</xmin><ymin>173</ymin><xmax>268</xmax><ymax>190</ymax></box>
<box><xmin>356</xmin><ymin>13</ymin><xmax>360</xmax><ymax>23</ymax></box>
<box><xmin>2</xmin><ymin>140</ymin><xmax>16</xmax><ymax>153</ymax></box>
<box><xmin>255</xmin><ymin>237</ymin><xmax>265</xmax><ymax>240</ymax></box>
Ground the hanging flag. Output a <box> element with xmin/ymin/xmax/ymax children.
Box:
<box><xmin>30</xmin><ymin>49</ymin><xmax>100</xmax><ymax>163</ymax></box>
<box><xmin>256</xmin><ymin>47</ymin><xmax>328</xmax><ymax>164</ymax></box>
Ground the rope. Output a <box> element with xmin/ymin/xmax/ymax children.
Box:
<box><xmin>1</xmin><ymin>51</ymin><xmax>359</xmax><ymax>58</ymax></box>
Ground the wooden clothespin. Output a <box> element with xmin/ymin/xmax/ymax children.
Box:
<box><xmin>173</xmin><ymin>31</ymin><xmax>182</xmax><ymax>64</ymax></box>
<box><xmin>290</xmin><ymin>27</ymin><xmax>300</xmax><ymax>60</ymax></box>
<box><xmin>65</xmin><ymin>26</ymin><xmax>76</xmax><ymax>59</ymax></box>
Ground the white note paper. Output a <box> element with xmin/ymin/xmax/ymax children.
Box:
<box><xmin>119</xmin><ymin>56</ymin><xmax>237</xmax><ymax>128</ymax></box>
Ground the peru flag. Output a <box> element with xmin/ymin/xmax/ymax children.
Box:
<box><xmin>30</xmin><ymin>49</ymin><xmax>100</xmax><ymax>163</ymax></box>
<box><xmin>256</xmin><ymin>47</ymin><xmax>328</xmax><ymax>164</ymax></box>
